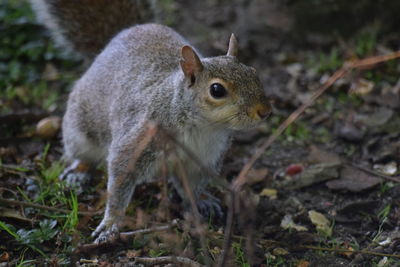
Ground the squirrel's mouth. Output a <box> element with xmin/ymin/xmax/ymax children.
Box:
<box><xmin>227</xmin><ymin>116</ymin><xmax>268</xmax><ymax>131</ymax></box>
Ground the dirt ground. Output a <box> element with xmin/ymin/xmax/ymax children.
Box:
<box><xmin>0</xmin><ymin>1</ymin><xmax>399</xmax><ymax>266</ymax></box>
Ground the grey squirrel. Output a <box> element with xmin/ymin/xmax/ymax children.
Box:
<box><xmin>30</xmin><ymin>0</ymin><xmax>272</xmax><ymax>243</ymax></box>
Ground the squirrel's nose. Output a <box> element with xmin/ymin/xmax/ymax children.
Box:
<box><xmin>255</xmin><ymin>103</ymin><xmax>272</xmax><ymax>120</ymax></box>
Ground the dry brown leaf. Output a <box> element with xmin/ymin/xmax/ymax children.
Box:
<box><xmin>42</xmin><ymin>63</ymin><xmax>59</xmax><ymax>81</ymax></box>
<box><xmin>246</xmin><ymin>168</ymin><xmax>269</xmax><ymax>185</ymax></box>
<box><xmin>340</xmin><ymin>246</ymin><xmax>354</xmax><ymax>258</ymax></box>
<box><xmin>308</xmin><ymin>145</ymin><xmax>341</xmax><ymax>165</ymax></box>
<box><xmin>349</xmin><ymin>78</ymin><xmax>374</xmax><ymax>95</ymax></box>
<box><xmin>126</xmin><ymin>249</ymin><xmax>141</xmax><ymax>259</ymax></box>
<box><xmin>0</xmin><ymin>252</ymin><xmax>9</xmax><ymax>262</ymax></box>
<box><xmin>280</xmin><ymin>214</ymin><xmax>308</xmax><ymax>232</ymax></box>
<box><xmin>326</xmin><ymin>165</ymin><xmax>382</xmax><ymax>192</ymax></box>
<box><xmin>297</xmin><ymin>260</ymin><xmax>310</xmax><ymax>267</ymax></box>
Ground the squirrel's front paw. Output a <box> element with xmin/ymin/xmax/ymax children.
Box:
<box><xmin>197</xmin><ymin>192</ymin><xmax>223</xmax><ymax>220</ymax></box>
<box><xmin>92</xmin><ymin>219</ymin><xmax>119</xmax><ymax>244</ymax></box>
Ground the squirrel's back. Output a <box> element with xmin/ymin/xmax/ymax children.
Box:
<box><xmin>119</xmin><ymin>24</ymin><xmax>192</xmax><ymax>72</ymax></box>
<box><xmin>29</xmin><ymin>0</ymin><xmax>155</xmax><ymax>59</ymax></box>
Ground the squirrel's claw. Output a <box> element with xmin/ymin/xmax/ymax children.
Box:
<box><xmin>92</xmin><ymin>219</ymin><xmax>119</xmax><ymax>244</ymax></box>
<box><xmin>197</xmin><ymin>192</ymin><xmax>224</xmax><ymax>220</ymax></box>
<box><xmin>59</xmin><ymin>160</ymin><xmax>93</xmax><ymax>194</ymax></box>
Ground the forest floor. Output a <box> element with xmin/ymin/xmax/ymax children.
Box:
<box><xmin>0</xmin><ymin>1</ymin><xmax>400</xmax><ymax>266</ymax></box>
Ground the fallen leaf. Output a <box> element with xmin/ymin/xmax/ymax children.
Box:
<box><xmin>349</xmin><ymin>78</ymin><xmax>374</xmax><ymax>95</ymax></box>
<box><xmin>126</xmin><ymin>249</ymin><xmax>140</xmax><ymax>259</ymax></box>
<box><xmin>279</xmin><ymin>163</ymin><xmax>339</xmax><ymax>189</ymax></box>
<box><xmin>337</xmin><ymin>121</ymin><xmax>364</xmax><ymax>142</ymax></box>
<box><xmin>260</xmin><ymin>188</ymin><xmax>278</xmax><ymax>200</ymax></box>
<box><xmin>340</xmin><ymin>245</ymin><xmax>354</xmax><ymax>258</ymax></box>
<box><xmin>337</xmin><ymin>200</ymin><xmax>380</xmax><ymax>218</ymax></box>
<box><xmin>308</xmin><ymin>146</ymin><xmax>341</xmax><ymax>165</ymax></box>
<box><xmin>246</xmin><ymin>168</ymin><xmax>269</xmax><ymax>185</ymax></box>
<box><xmin>297</xmin><ymin>260</ymin><xmax>310</xmax><ymax>267</ymax></box>
<box><xmin>42</xmin><ymin>63</ymin><xmax>59</xmax><ymax>81</ymax></box>
<box><xmin>377</xmin><ymin>257</ymin><xmax>389</xmax><ymax>267</ymax></box>
<box><xmin>308</xmin><ymin>210</ymin><xmax>332</xmax><ymax>237</ymax></box>
<box><xmin>272</xmin><ymin>247</ymin><xmax>289</xmax><ymax>256</ymax></box>
<box><xmin>326</xmin><ymin>165</ymin><xmax>382</xmax><ymax>192</ymax></box>
<box><xmin>355</xmin><ymin>107</ymin><xmax>393</xmax><ymax>127</ymax></box>
<box><xmin>0</xmin><ymin>251</ymin><xmax>9</xmax><ymax>262</ymax></box>
<box><xmin>280</xmin><ymin>214</ymin><xmax>308</xmax><ymax>232</ymax></box>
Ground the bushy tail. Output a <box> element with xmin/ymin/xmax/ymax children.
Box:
<box><xmin>30</xmin><ymin>0</ymin><xmax>155</xmax><ymax>59</ymax></box>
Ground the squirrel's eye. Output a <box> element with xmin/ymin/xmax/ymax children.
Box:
<box><xmin>209</xmin><ymin>83</ymin><xmax>227</xmax><ymax>99</ymax></box>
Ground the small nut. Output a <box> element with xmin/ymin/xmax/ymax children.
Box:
<box><xmin>36</xmin><ymin>116</ymin><xmax>61</xmax><ymax>139</ymax></box>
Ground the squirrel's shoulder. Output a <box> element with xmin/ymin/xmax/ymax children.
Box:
<box><xmin>101</xmin><ymin>24</ymin><xmax>194</xmax><ymax>68</ymax></box>
<box><xmin>116</xmin><ymin>24</ymin><xmax>190</xmax><ymax>51</ymax></box>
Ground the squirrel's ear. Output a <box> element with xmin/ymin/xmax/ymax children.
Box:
<box><xmin>227</xmin><ymin>33</ymin><xmax>238</xmax><ymax>57</ymax></box>
<box><xmin>180</xmin><ymin>46</ymin><xmax>203</xmax><ymax>84</ymax></box>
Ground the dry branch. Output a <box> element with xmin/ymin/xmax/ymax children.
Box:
<box><xmin>135</xmin><ymin>256</ymin><xmax>205</xmax><ymax>267</ymax></box>
<box><xmin>348</xmin><ymin>162</ymin><xmax>400</xmax><ymax>183</ymax></box>
<box><xmin>72</xmin><ymin>220</ymin><xmax>179</xmax><ymax>257</ymax></box>
<box><xmin>175</xmin><ymin>155</ymin><xmax>212</xmax><ymax>266</ymax></box>
<box><xmin>0</xmin><ymin>197</ymin><xmax>101</xmax><ymax>216</ymax></box>
<box><xmin>300</xmin><ymin>245</ymin><xmax>400</xmax><ymax>259</ymax></box>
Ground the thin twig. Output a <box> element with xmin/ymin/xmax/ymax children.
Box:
<box><xmin>347</xmin><ymin>162</ymin><xmax>400</xmax><ymax>183</ymax></box>
<box><xmin>73</xmin><ymin>220</ymin><xmax>179</xmax><ymax>257</ymax></box>
<box><xmin>0</xmin><ymin>197</ymin><xmax>101</xmax><ymax>216</ymax></box>
<box><xmin>119</xmin><ymin>219</ymin><xmax>179</xmax><ymax>242</ymax></box>
<box><xmin>0</xmin><ymin>111</ymin><xmax>49</xmax><ymax>125</ymax></box>
<box><xmin>350</xmin><ymin>50</ymin><xmax>400</xmax><ymax>69</ymax></box>
<box><xmin>300</xmin><ymin>245</ymin><xmax>400</xmax><ymax>259</ymax></box>
<box><xmin>217</xmin><ymin>191</ymin><xmax>235</xmax><ymax>267</ymax></box>
<box><xmin>215</xmin><ymin>231</ymin><xmax>400</xmax><ymax>260</ymax></box>
<box><xmin>135</xmin><ymin>256</ymin><xmax>205</xmax><ymax>267</ymax></box>
<box><xmin>175</xmin><ymin>156</ymin><xmax>212</xmax><ymax>267</ymax></box>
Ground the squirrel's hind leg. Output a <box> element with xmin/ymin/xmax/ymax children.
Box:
<box><xmin>61</xmin><ymin>125</ymin><xmax>106</xmax><ymax>192</ymax></box>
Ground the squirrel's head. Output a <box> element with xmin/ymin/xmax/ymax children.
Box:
<box><xmin>180</xmin><ymin>34</ymin><xmax>272</xmax><ymax>130</ymax></box>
